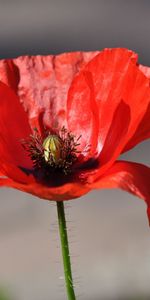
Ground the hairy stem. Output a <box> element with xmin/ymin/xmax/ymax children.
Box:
<box><xmin>56</xmin><ymin>201</ymin><xmax>76</xmax><ymax>300</ymax></box>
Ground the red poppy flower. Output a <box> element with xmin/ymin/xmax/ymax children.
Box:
<box><xmin>1</xmin><ymin>48</ymin><xmax>150</xmax><ymax>223</ymax></box>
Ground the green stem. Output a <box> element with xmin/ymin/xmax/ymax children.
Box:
<box><xmin>56</xmin><ymin>201</ymin><xmax>76</xmax><ymax>300</ymax></box>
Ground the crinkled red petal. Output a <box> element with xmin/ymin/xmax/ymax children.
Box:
<box><xmin>8</xmin><ymin>51</ymin><xmax>98</xmax><ymax>134</ymax></box>
<box><xmin>0</xmin><ymin>82</ymin><xmax>32</xmax><ymax>171</ymax></box>
<box><xmin>90</xmin><ymin>161</ymin><xmax>150</xmax><ymax>225</ymax></box>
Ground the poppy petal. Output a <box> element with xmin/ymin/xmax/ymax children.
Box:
<box><xmin>0</xmin><ymin>157</ymin><xmax>33</xmax><ymax>184</ymax></box>
<box><xmin>123</xmin><ymin>65</ymin><xmax>150</xmax><ymax>152</ymax></box>
<box><xmin>68</xmin><ymin>48</ymin><xmax>150</xmax><ymax>171</ymax></box>
<box><xmin>99</xmin><ymin>100</ymin><xmax>130</xmax><ymax>164</ymax></box>
<box><xmin>0</xmin><ymin>82</ymin><xmax>32</xmax><ymax>169</ymax></box>
<box><xmin>83</xmin><ymin>48</ymin><xmax>139</xmax><ymax>155</ymax></box>
<box><xmin>0</xmin><ymin>59</ymin><xmax>19</xmax><ymax>92</ymax></box>
<box><xmin>123</xmin><ymin>102</ymin><xmax>150</xmax><ymax>152</ymax></box>
<box><xmin>67</xmin><ymin>70</ymin><xmax>99</xmax><ymax>159</ymax></box>
<box><xmin>91</xmin><ymin>161</ymin><xmax>150</xmax><ymax>224</ymax></box>
<box><xmin>139</xmin><ymin>64</ymin><xmax>150</xmax><ymax>79</ymax></box>
<box><xmin>12</xmin><ymin>52</ymin><xmax>99</xmax><ymax>132</ymax></box>
<box><xmin>0</xmin><ymin>176</ymin><xmax>90</xmax><ymax>201</ymax></box>
<box><xmin>85</xmin><ymin>49</ymin><xmax>150</xmax><ymax>159</ymax></box>
<box><xmin>0</xmin><ymin>177</ymin><xmax>11</xmax><ymax>186</ymax></box>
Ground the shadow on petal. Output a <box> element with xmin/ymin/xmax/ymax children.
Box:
<box><xmin>100</xmin><ymin>100</ymin><xmax>131</xmax><ymax>165</ymax></box>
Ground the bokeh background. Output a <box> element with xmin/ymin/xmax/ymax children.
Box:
<box><xmin>0</xmin><ymin>1</ymin><xmax>150</xmax><ymax>299</ymax></box>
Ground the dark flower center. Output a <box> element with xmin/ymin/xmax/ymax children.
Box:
<box><xmin>22</xmin><ymin>127</ymin><xmax>81</xmax><ymax>181</ymax></box>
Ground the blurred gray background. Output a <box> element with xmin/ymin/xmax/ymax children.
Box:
<box><xmin>0</xmin><ymin>1</ymin><xmax>150</xmax><ymax>299</ymax></box>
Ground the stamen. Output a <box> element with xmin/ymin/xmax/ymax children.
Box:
<box><xmin>22</xmin><ymin>127</ymin><xmax>81</xmax><ymax>175</ymax></box>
